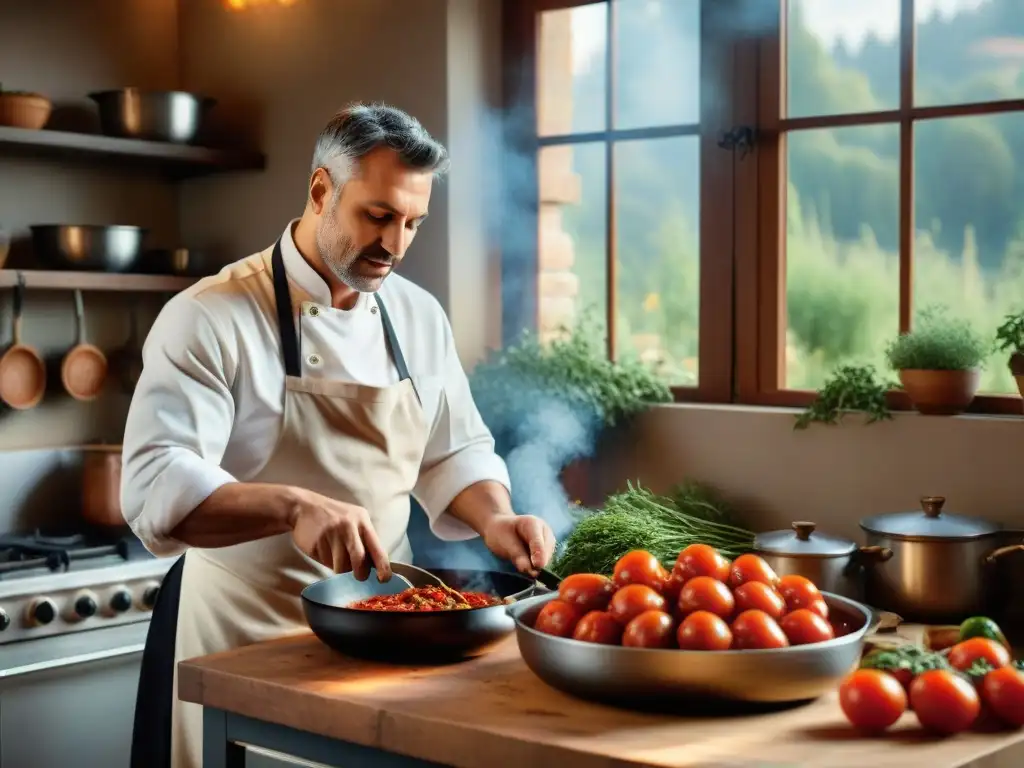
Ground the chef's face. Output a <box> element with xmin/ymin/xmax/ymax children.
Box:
<box><xmin>311</xmin><ymin>147</ymin><xmax>433</xmax><ymax>293</ymax></box>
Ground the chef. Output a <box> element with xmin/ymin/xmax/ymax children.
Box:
<box><xmin>123</xmin><ymin>102</ymin><xmax>556</xmax><ymax>768</ymax></box>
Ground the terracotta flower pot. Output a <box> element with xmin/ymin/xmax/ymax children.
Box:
<box><xmin>899</xmin><ymin>368</ymin><xmax>980</xmax><ymax>415</ymax></box>
<box><xmin>1009</xmin><ymin>352</ymin><xmax>1024</xmax><ymax>398</ymax></box>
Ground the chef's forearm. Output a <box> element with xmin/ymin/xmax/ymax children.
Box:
<box><xmin>446</xmin><ymin>480</ymin><xmax>516</xmax><ymax>534</ymax></box>
<box><xmin>170</xmin><ymin>482</ymin><xmax>299</xmax><ymax>548</ymax></box>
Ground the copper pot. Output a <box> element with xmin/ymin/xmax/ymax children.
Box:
<box><xmin>82</xmin><ymin>445</ymin><xmax>125</xmax><ymax>527</ymax></box>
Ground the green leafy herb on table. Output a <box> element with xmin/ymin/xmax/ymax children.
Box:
<box><xmin>795</xmin><ymin>364</ymin><xmax>893</xmax><ymax>430</ymax></box>
<box><xmin>860</xmin><ymin>645</ymin><xmax>951</xmax><ymax>690</ymax></box>
<box><xmin>551</xmin><ymin>481</ymin><xmax>755</xmax><ymax>577</ymax></box>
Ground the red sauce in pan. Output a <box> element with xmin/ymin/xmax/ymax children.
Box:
<box><xmin>348</xmin><ymin>586</ymin><xmax>503</xmax><ymax>612</ymax></box>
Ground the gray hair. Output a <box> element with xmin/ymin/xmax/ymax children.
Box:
<box><xmin>311</xmin><ymin>102</ymin><xmax>450</xmax><ymax>190</ymax></box>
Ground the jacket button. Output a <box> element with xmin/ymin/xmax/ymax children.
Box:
<box><xmin>370</xmin><ymin>305</ymin><xmax>378</xmax><ymax>315</ymax></box>
<box><xmin>309</xmin><ymin>305</ymin><xmax>320</xmax><ymax>317</ymax></box>
<box><xmin>307</xmin><ymin>354</ymin><xmax>321</xmax><ymax>365</ymax></box>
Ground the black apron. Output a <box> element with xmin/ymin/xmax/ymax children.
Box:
<box><xmin>128</xmin><ymin>239</ymin><xmax>409</xmax><ymax>766</ymax></box>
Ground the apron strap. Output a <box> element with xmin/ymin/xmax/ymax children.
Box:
<box><xmin>270</xmin><ymin>238</ymin><xmax>412</xmax><ymax>382</ymax></box>
<box><xmin>373</xmin><ymin>296</ymin><xmax>411</xmax><ymax>382</ymax></box>
<box><xmin>271</xmin><ymin>238</ymin><xmax>302</xmax><ymax>377</ymax></box>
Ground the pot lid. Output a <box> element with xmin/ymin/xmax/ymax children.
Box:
<box><xmin>754</xmin><ymin>521</ymin><xmax>857</xmax><ymax>557</ymax></box>
<box><xmin>859</xmin><ymin>496</ymin><xmax>1000</xmax><ymax>540</ymax></box>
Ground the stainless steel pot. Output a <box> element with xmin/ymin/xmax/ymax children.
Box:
<box><xmin>88</xmin><ymin>89</ymin><xmax>214</xmax><ymax>144</ymax></box>
<box><xmin>754</xmin><ymin>521</ymin><xmax>892</xmax><ymax>600</ymax></box>
<box><xmin>860</xmin><ymin>496</ymin><xmax>1024</xmax><ymax>623</ymax></box>
<box><xmin>30</xmin><ymin>225</ymin><xmax>146</xmax><ymax>272</ymax></box>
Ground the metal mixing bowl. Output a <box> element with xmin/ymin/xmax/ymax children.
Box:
<box><xmin>506</xmin><ymin>591</ymin><xmax>874</xmax><ymax>707</ymax></box>
<box><xmin>30</xmin><ymin>225</ymin><xmax>146</xmax><ymax>272</ymax></box>
<box><xmin>88</xmin><ymin>89</ymin><xmax>215</xmax><ymax>144</ymax></box>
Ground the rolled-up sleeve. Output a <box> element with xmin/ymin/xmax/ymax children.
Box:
<box><xmin>413</xmin><ymin>320</ymin><xmax>511</xmax><ymax>541</ymax></box>
<box><xmin>121</xmin><ymin>295</ymin><xmax>239</xmax><ymax>556</ymax></box>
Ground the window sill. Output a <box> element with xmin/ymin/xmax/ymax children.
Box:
<box><xmin>649</xmin><ymin>400</ymin><xmax>1024</xmax><ymax>424</ymax></box>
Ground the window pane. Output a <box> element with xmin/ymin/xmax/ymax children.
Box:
<box><xmin>785</xmin><ymin>125</ymin><xmax>900</xmax><ymax>389</ymax></box>
<box><xmin>614</xmin><ymin>0</ymin><xmax>700</xmax><ymax>129</ymax></box>
<box><xmin>916</xmin><ymin>1</ymin><xmax>1024</xmax><ymax>107</ymax></box>
<box><xmin>613</xmin><ymin>136</ymin><xmax>699</xmax><ymax>384</ymax></box>
<box><xmin>536</xmin><ymin>143</ymin><xmax>607</xmax><ymax>344</ymax></box>
<box><xmin>914</xmin><ymin>114</ymin><xmax>1022</xmax><ymax>395</ymax></box>
<box><xmin>537</xmin><ymin>4</ymin><xmax>607</xmax><ymax>136</ymax></box>
<box><xmin>786</xmin><ymin>0</ymin><xmax>899</xmax><ymax>118</ymax></box>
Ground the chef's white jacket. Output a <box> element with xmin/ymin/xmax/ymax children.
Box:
<box><xmin>120</xmin><ymin>221</ymin><xmax>511</xmax><ymax>556</ymax></box>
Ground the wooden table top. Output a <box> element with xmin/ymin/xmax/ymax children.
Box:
<box><xmin>178</xmin><ymin>631</ymin><xmax>1024</xmax><ymax>768</ymax></box>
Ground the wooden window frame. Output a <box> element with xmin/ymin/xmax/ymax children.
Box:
<box><xmin>739</xmin><ymin>0</ymin><xmax>1024</xmax><ymax>415</ymax></box>
<box><xmin>502</xmin><ymin>0</ymin><xmax>1024</xmax><ymax>415</ymax></box>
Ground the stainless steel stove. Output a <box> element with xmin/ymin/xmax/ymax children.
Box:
<box><xmin>0</xmin><ymin>530</ymin><xmax>175</xmax><ymax>768</ymax></box>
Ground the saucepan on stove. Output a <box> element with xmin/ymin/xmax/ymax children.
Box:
<box><xmin>301</xmin><ymin>567</ymin><xmax>551</xmax><ymax>663</ymax></box>
<box><xmin>752</xmin><ymin>521</ymin><xmax>892</xmax><ymax>601</ymax></box>
<box><xmin>80</xmin><ymin>444</ymin><xmax>126</xmax><ymax>528</ymax></box>
<box><xmin>858</xmin><ymin>496</ymin><xmax>1024</xmax><ymax>623</ymax></box>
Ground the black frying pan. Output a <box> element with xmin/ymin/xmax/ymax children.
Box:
<box><xmin>301</xmin><ymin>568</ymin><xmax>559</xmax><ymax>664</ymax></box>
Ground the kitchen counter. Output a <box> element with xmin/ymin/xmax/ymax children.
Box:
<box><xmin>178</xmin><ymin>630</ymin><xmax>1024</xmax><ymax>768</ymax></box>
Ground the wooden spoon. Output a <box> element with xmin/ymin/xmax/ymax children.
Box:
<box><xmin>0</xmin><ymin>276</ymin><xmax>46</xmax><ymax>409</ymax></box>
<box><xmin>61</xmin><ymin>289</ymin><xmax>107</xmax><ymax>401</ymax></box>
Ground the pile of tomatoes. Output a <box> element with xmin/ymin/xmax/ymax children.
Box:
<box><xmin>533</xmin><ymin>545</ymin><xmax>846</xmax><ymax>650</ymax></box>
<box><xmin>839</xmin><ymin>636</ymin><xmax>1024</xmax><ymax>734</ymax></box>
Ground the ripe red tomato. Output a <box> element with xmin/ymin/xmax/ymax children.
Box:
<box><xmin>909</xmin><ymin>670</ymin><xmax>981</xmax><ymax>734</ymax></box>
<box><xmin>779</xmin><ymin>608</ymin><xmax>835</xmax><ymax>646</ymax></box>
<box><xmin>678</xmin><ymin>576</ymin><xmax>736</xmax><ymax>620</ymax></box>
<box><xmin>533</xmin><ymin>600</ymin><xmax>581</xmax><ymax>638</ymax></box>
<box><xmin>572</xmin><ymin>610</ymin><xmax>623</xmax><ymax>645</ymax></box>
<box><xmin>727</xmin><ymin>554</ymin><xmax>779</xmax><ymax>590</ymax></box>
<box><xmin>730</xmin><ymin>609</ymin><xmax>789</xmax><ymax>649</ymax></box>
<box><xmin>673</xmin><ymin>544</ymin><xmax>731</xmax><ymax>583</ymax></box>
<box><xmin>613</xmin><ymin>550</ymin><xmax>668</xmax><ymax>592</ymax></box>
<box><xmin>776</xmin><ymin>574</ymin><xmax>822</xmax><ymax>611</ymax></box>
<box><xmin>947</xmin><ymin>637</ymin><xmax>1011</xmax><ymax>672</ymax></box>
<box><xmin>608</xmin><ymin>584</ymin><xmax>667</xmax><ymax>625</ymax></box>
<box><xmin>981</xmin><ymin>665</ymin><xmax>1024</xmax><ymax>727</ymax></box>
<box><xmin>838</xmin><ymin>669</ymin><xmax>907</xmax><ymax>732</ymax></box>
<box><xmin>677</xmin><ymin>610</ymin><xmax>733</xmax><ymax>651</ymax></box>
<box><xmin>804</xmin><ymin>598</ymin><xmax>830</xmax><ymax>621</ymax></box>
<box><xmin>558</xmin><ymin>573</ymin><xmax>615</xmax><ymax>613</ymax></box>
<box><xmin>732</xmin><ymin>581</ymin><xmax>786</xmax><ymax>620</ymax></box>
<box><xmin>661</xmin><ymin>571</ymin><xmax>687</xmax><ymax>604</ymax></box>
<box><xmin>622</xmin><ymin>610</ymin><xmax>676</xmax><ymax>649</ymax></box>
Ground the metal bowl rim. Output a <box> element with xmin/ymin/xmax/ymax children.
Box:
<box><xmin>301</xmin><ymin>568</ymin><xmax>533</xmax><ymax>616</ymax></box>
<box><xmin>508</xmin><ymin>590</ymin><xmax>872</xmax><ymax>657</ymax></box>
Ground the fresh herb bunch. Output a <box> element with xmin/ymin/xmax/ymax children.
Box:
<box><xmin>795</xmin><ymin>364</ymin><xmax>893</xmax><ymax>429</ymax></box>
<box><xmin>885</xmin><ymin>306</ymin><xmax>989</xmax><ymax>372</ymax></box>
<box><xmin>860</xmin><ymin>645</ymin><xmax>950</xmax><ymax>678</ymax></box>
<box><xmin>551</xmin><ymin>481</ymin><xmax>755</xmax><ymax>577</ymax></box>
<box><xmin>469</xmin><ymin>313</ymin><xmax>672</xmax><ymax>429</ymax></box>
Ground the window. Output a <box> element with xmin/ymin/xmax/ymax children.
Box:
<box><xmin>503</xmin><ymin>0</ymin><xmax>1024</xmax><ymax>414</ymax></box>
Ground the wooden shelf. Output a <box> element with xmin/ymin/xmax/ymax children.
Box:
<box><xmin>0</xmin><ymin>125</ymin><xmax>265</xmax><ymax>178</ymax></box>
<box><xmin>0</xmin><ymin>270</ymin><xmax>196</xmax><ymax>292</ymax></box>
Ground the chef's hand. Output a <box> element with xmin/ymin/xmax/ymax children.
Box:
<box><xmin>482</xmin><ymin>515</ymin><xmax>556</xmax><ymax>576</ymax></box>
<box><xmin>287</xmin><ymin>488</ymin><xmax>391</xmax><ymax>581</ymax></box>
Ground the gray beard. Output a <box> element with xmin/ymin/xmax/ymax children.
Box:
<box><xmin>315</xmin><ymin>217</ymin><xmax>385</xmax><ymax>293</ymax></box>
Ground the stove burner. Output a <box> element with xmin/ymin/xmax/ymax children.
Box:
<box><xmin>0</xmin><ymin>530</ymin><xmax>131</xmax><ymax>576</ymax></box>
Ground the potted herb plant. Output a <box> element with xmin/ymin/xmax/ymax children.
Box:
<box><xmin>994</xmin><ymin>310</ymin><xmax>1024</xmax><ymax>398</ymax></box>
<box><xmin>884</xmin><ymin>307</ymin><xmax>988</xmax><ymax>415</ymax></box>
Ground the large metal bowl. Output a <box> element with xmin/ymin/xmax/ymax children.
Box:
<box><xmin>302</xmin><ymin>568</ymin><xmax>540</xmax><ymax>664</ymax></box>
<box><xmin>88</xmin><ymin>89</ymin><xmax>215</xmax><ymax>144</ymax></box>
<box><xmin>507</xmin><ymin>591</ymin><xmax>874</xmax><ymax>708</ymax></box>
<box><xmin>30</xmin><ymin>225</ymin><xmax>146</xmax><ymax>272</ymax></box>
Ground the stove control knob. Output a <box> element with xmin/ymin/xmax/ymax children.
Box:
<box><xmin>109</xmin><ymin>588</ymin><xmax>133</xmax><ymax>614</ymax></box>
<box><xmin>27</xmin><ymin>598</ymin><xmax>57</xmax><ymax>627</ymax></box>
<box><xmin>0</xmin><ymin>607</ymin><xmax>9</xmax><ymax>631</ymax></box>
<box><xmin>73</xmin><ymin>591</ymin><xmax>98</xmax><ymax>619</ymax></box>
<box><xmin>140</xmin><ymin>582</ymin><xmax>161</xmax><ymax>611</ymax></box>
